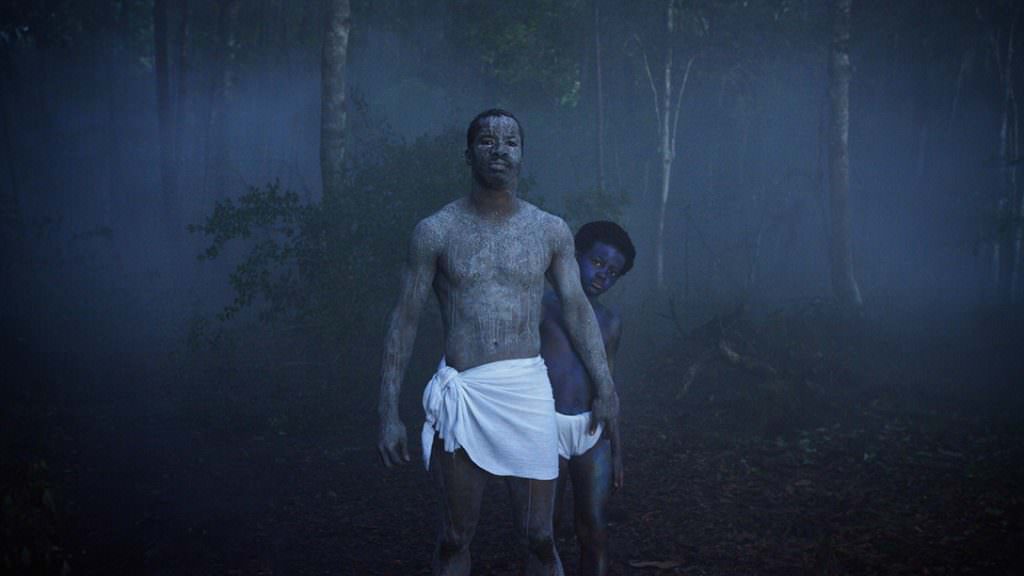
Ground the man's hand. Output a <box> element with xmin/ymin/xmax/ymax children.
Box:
<box><xmin>378</xmin><ymin>416</ymin><xmax>410</xmax><ymax>467</ymax></box>
<box><xmin>589</xmin><ymin>391</ymin><xmax>619</xmax><ymax>435</ymax></box>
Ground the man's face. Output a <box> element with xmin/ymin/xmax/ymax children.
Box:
<box><xmin>465</xmin><ymin>115</ymin><xmax>522</xmax><ymax>190</ymax></box>
<box><xmin>577</xmin><ymin>241</ymin><xmax>627</xmax><ymax>298</ymax></box>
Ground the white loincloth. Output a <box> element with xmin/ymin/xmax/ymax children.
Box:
<box><xmin>556</xmin><ymin>411</ymin><xmax>605</xmax><ymax>459</ymax></box>
<box><xmin>421</xmin><ymin>356</ymin><xmax>558</xmax><ymax>480</ymax></box>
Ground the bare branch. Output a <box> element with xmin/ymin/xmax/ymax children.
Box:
<box><xmin>718</xmin><ymin>339</ymin><xmax>776</xmax><ymax>377</ymax></box>
<box><xmin>633</xmin><ymin>33</ymin><xmax>661</xmax><ymax>126</ymax></box>
<box><xmin>1008</xmin><ymin>5</ymin><xmax>1019</xmax><ymax>72</ymax></box>
<box><xmin>946</xmin><ymin>51</ymin><xmax>969</xmax><ymax>131</ymax></box>
<box><xmin>676</xmin><ymin>360</ymin><xmax>703</xmax><ymax>400</ymax></box>
<box><xmin>670</xmin><ymin>53</ymin><xmax>697</xmax><ymax>156</ymax></box>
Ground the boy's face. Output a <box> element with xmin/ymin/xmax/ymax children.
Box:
<box><xmin>577</xmin><ymin>241</ymin><xmax>627</xmax><ymax>298</ymax></box>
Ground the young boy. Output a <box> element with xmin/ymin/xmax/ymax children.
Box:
<box><xmin>540</xmin><ymin>220</ymin><xmax>635</xmax><ymax>576</ymax></box>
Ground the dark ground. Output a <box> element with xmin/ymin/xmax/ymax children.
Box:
<box><xmin>4</xmin><ymin>304</ymin><xmax>1024</xmax><ymax>575</ymax></box>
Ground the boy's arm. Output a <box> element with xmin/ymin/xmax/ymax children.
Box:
<box><xmin>377</xmin><ymin>220</ymin><xmax>439</xmax><ymax>467</ymax></box>
<box><xmin>546</xmin><ymin>219</ymin><xmax>618</xmax><ymax>433</ymax></box>
<box><xmin>606</xmin><ymin>314</ymin><xmax>624</xmax><ymax>491</ymax></box>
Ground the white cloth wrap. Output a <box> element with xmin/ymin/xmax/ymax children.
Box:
<box><xmin>421</xmin><ymin>356</ymin><xmax>558</xmax><ymax>480</ymax></box>
<box><xmin>556</xmin><ymin>411</ymin><xmax>604</xmax><ymax>459</ymax></box>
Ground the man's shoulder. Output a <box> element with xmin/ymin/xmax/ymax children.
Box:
<box><xmin>517</xmin><ymin>200</ymin><xmax>570</xmax><ymax>239</ymax></box>
<box><xmin>414</xmin><ymin>200</ymin><xmax>463</xmax><ymax>241</ymax></box>
<box><xmin>422</xmin><ymin>198</ymin><xmax>465</xmax><ymax>224</ymax></box>
<box><xmin>526</xmin><ymin>201</ymin><xmax>566</xmax><ymax>225</ymax></box>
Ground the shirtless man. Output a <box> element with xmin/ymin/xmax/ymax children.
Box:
<box><xmin>541</xmin><ymin>221</ymin><xmax>635</xmax><ymax>576</ymax></box>
<box><xmin>376</xmin><ymin>109</ymin><xmax>618</xmax><ymax>576</ymax></box>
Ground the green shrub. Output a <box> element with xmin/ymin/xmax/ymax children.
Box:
<box><xmin>190</xmin><ymin>128</ymin><xmax>470</xmax><ymax>352</ymax></box>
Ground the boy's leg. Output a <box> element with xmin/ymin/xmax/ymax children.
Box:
<box><xmin>569</xmin><ymin>438</ymin><xmax>612</xmax><ymax>576</ymax></box>
<box><xmin>553</xmin><ymin>457</ymin><xmax>571</xmax><ymax>538</ymax></box>
<box><xmin>506</xmin><ymin>475</ymin><xmax>565</xmax><ymax>576</ymax></box>
<box><xmin>430</xmin><ymin>435</ymin><xmax>489</xmax><ymax>576</ymax></box>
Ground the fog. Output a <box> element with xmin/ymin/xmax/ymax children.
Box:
<box><xmin>3</xmin><ymin>4</ymin><xmax>1005</xmax><ymax>354</ymax></box>
<box><xmin>3</xmin><ymin>1</ymin><xmax>1022</xmax><ymax>574</ymax></box>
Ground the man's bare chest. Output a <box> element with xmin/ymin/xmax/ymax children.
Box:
<box><xmin>440</xmin><ymin>223</ymin><xmax>550</xmax><ymax>287</ymax></box>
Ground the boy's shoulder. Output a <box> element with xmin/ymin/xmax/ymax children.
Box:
<box><xmin>592</xmin><ymin>301</ymin><xmax>623</xmax><ymax>335</ymax></box>
<box><xmin>590</xmin><ymin>299</ymin><xmax>619</xmax><ymax>320</ymax></box>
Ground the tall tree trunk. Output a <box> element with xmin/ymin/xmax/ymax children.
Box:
<box><xmin>996</xmin><ymin>10</ymin><xmax>1020</xmax><ymax>303</ymax></box>
<box><xmin>320</xmin><ymin>0</ymin><xmax>351</xmax><ymax>203</ymax></box>
<box><xmin>642</xmin><ymin>0</ymin><xmax>695</xmax><ymax>292</ymax></box>
<box><xmin>0</xmin><ymin>48</ymin><xmax>20</xmax><ymax>226</ymax></box>
<box><xmin>154</xmin><ymin>0</ymin><xmax>178</xmax><ymax>237</ymax></box>
<box><xmin>1015</xmin><ymin>101</ymin><xmax>1024</xmax><ymax>303</ymax></box>
<box><xmin>206</xmin><ymin>0</ymin><xmax>240</xmax><ymax>199</ymax></box>
<box><xmin>654</xmin><ymin>0</ymin><xmax>674</xmax><ymax>291</ymax></box>
<box><xmin>594</xmin><ymin>0</ymin><xmax>606</xmax><ymax>191</ymax></box>
<box><xmin>174</xmin><ymin>0</ymin><xmax>190</xmax><ymax>205</ymax></box>
<box><xmin>827</xmin><ymin>0</ymin><xmax>863</xmax><ymax>309</ymax></box>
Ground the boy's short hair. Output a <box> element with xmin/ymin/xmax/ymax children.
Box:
<box><xmin>466</xmin><ymin>109</ymin><xmax>524</xmax><ymax>149</ymax></box>
<box><xmin>574</xmin><ymin>221</ymin><xmax>636</xmax><ymax>275</ymax></box>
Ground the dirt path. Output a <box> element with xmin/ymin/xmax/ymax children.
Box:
<box><xmin>6</xmin><ymin>310</ymin><xmax>1024</xmax><ymax>575</ymax></box>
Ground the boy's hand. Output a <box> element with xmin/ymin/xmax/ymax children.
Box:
<box><xmin>378</xmin><ymin>416</ymin><xmax>410</xmax><ymax>467</ymax></box>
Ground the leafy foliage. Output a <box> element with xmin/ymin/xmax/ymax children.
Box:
<box><xmin>190</xmin><ymin>128</ymin><xmax>470</xmax><ymax>347</ymax></box>
<box><xmin>561</xmin><ymin>186</ymin><xmax>630</xmax><ymax>232</ymax></box>
<box><xmin>447</xmin><ymin>0</ymin><xmax>587</xmax><ymax>107</ymax></box>
<box><xmin>189</xmin><ymin>182</ymin><xmax>313</xmax><ymax>322</ymax></box>
<box><xmin>1</xmin><ymin>459</ymin><xmax>69</xmax><ymax>575</ymax></box>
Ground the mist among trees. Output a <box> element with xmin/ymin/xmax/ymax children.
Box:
<box><xmin>2</xmin><ymin>1</ymin><xmax>1023</xmax><ymax>574</ymax></box>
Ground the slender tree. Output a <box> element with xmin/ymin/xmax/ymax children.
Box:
<box><xmin>639</xmin><ymin>0</ymin><xmax>696</xmax><ymax>291</ymax></box>
<box><xmin>0</xmin><ymin>47</ymin><xmax>20</xmax><ymax>234</ymax></box>
<box><xmin>174</xmin><ymin>0</ymin><xmax>190</xmax><ymax>187</ymax></box>
<box><xmin>594</xmin><ymin>0</ymin><xmax>606</xmax><ymax>191</ymax></box>
<box><xmin>990</xmin><ymin>6</ymin><xmax>1021</xmax><ymax>303</ymax></box>
<box><xmin>206</xmin><ymin>0</ymin><xmax>240</xmax><ymax>199</ymax></box>
<box><xmin>154</xmin><ymin>0</ymin><xmax>177</xmax><ymax>236</ymax></box>
<box><xmin>320</xmin><ymin>0</ymin><xmax>351</xmax><ymax>203</ymax></box>
<box><xmin>827</xmin><ymin>0</ymin><xmax>863</xmax><ymax>308</ymax></box>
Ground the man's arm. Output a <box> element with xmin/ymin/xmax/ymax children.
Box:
<box><xmin>546</xmin><ymin>218</ymin><xmax>618</xmax><ymax>432</ymax></box>
<box><xmin>377</xmin><ymin>219</ymin><xmax>439</xmax><ymax>467</ymax></box>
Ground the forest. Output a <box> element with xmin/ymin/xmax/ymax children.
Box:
<box><xmin>2</xmin><ymin>0</ymin><xmax>1023</xmax><ymax>574</ymax></box>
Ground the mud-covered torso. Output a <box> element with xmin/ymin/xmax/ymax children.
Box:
<box><xmin>540</xmin><ymin>290</ymin><xmax>617</xmax><ymax>415</ymax></box>
<box><xmin>430</xmin><ymin>198</ymin><xmax>554</xmax><ymax>372</ymax></box>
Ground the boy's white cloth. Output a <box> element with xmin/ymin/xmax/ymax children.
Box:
<box><xmin>421</xmin><ymin>356</ymin><xmax>558</xmax><ymax>480</ymax></box>
<box><xmin>556</xmin><ymin>411</ymin><xmax>604</xmax><ymax>459</ymax></box>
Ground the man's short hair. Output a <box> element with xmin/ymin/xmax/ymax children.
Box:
<box><xmin>575</xmin><ymin>221</ymin><xmax>636</xmax><ymax>276</ymax></box>
<box><xmin>467</xmin><ymin>109</ymin><xmax>524</xmax><ymax>149</ymax></box>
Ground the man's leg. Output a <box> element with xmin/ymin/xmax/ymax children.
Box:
<box><xmin>569</xmin><ymin>439</ymin><xmax>612</xmax><ymax>576</ymax></box>
<box><xmin>430</xmin><ymin>435</ymin><xmax>489</xmax><ymax>576</ymax></box>
<box><xmin>506</xmin><ymin>475</ymin><xmax>565</xmax><ymax>576</ymax></box>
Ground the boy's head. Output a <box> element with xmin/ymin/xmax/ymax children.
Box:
<box><xmin>574</xmin><ymin>221</ymin><xmax>636</xmax><ymax>298</ymax></box>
